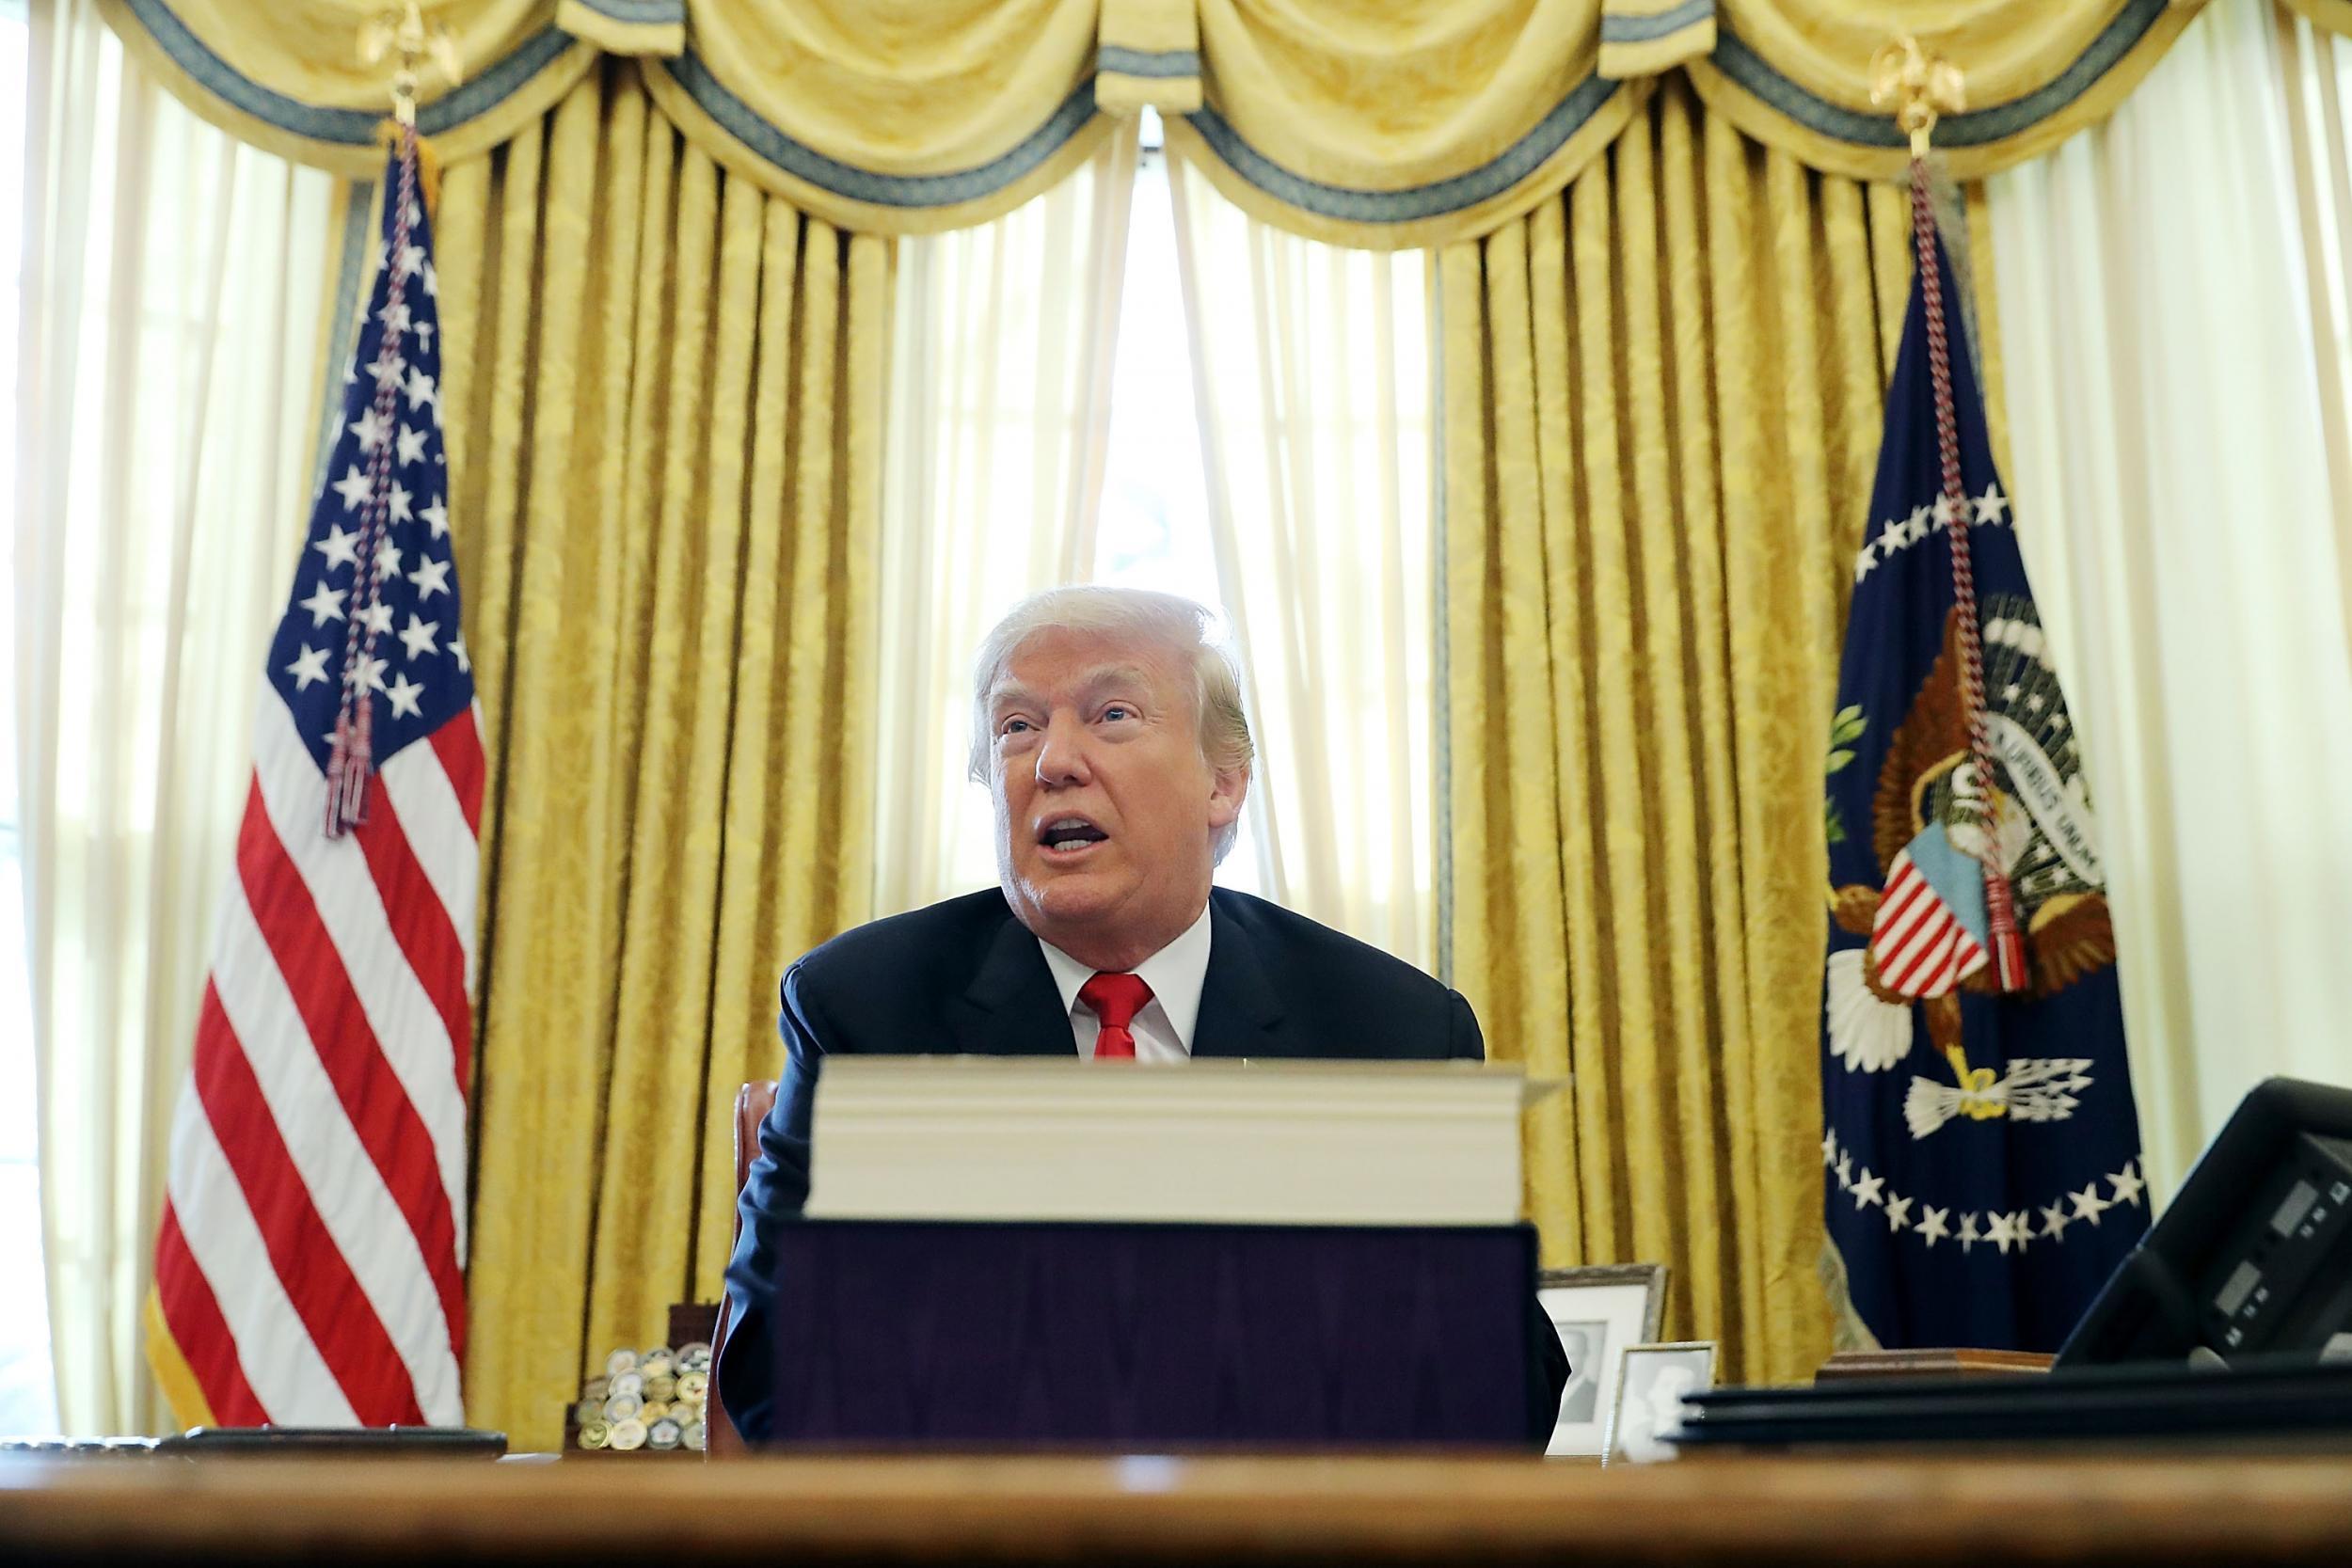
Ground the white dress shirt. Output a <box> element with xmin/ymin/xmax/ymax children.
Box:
<box><xmin>1035</xmin><ymin>901</ymin><xmax>1213</xmax><ymax>1061</ymax></box>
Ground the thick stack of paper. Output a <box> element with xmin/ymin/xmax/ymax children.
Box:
<box><xmin>804</xmin><ymin>1057</ymin><xmax>1537</xmax><ymax>1227</ymax></box>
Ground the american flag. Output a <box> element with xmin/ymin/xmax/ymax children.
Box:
<box><xmin>146</xmin><ymin>134</ymin><xmax>477</xmax><ymax>1428</ymax></box>
<box><xmin>1868</xmin><ymin>824</ymin><xmax>1990</xmax><ymax>999</ymax></box>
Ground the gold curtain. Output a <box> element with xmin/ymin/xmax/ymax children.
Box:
<box><xmin>102</xmin><ymin>0</ymin><xmax>2211</xmax><ymax>245</ymax></box>
<box><xmin>1438</xmin><ymin>78</ymin><xmax>1930</xmax><ymax>1386</ymax></box>
<box><xmin>431</xmin><ymin>60</ymin><xmax>885</xmax><ymax>1449</ymax></box>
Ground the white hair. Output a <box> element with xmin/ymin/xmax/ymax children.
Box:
<box><xmin>969</xmin><ymin>585</ymin><xmax>1254</xmax><ymax>863</ymax></box>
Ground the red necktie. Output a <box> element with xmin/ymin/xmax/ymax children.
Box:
<box><xmin>1079</xmin><ymin>972</ymin><xmax>1153</xmax><ymax>1060</ymax></box>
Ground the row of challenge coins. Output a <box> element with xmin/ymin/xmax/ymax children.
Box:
<box><xmin>574</xmin><ymin>1343</ymin><xmax>711</xmax><ymax>1453</ymax></box>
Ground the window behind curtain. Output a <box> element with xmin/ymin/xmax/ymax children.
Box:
<box><xmin>1093</xmin><ymin>133</ymin><xmax>1263</xmax><ymax>898</ymax></box>
<box><xmin>881</xmin><ymin>111</ymin><xmax>1443</xmax><ymax>945</ymax></box>
<box><xmin>0</xmin><ymin>0</ymin><xmax>63</xmax><ymax>1436</ymax></box>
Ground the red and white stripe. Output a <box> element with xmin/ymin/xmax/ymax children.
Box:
<box><xmin>1869</xmin><ymin>848</ymin><xmax>1989</xmax><ymax>1000</ymax></box>
<box><xmin>151</xmin><ymin>683</ymin><xmax>479</xmax><ymax>1426</ymax></box>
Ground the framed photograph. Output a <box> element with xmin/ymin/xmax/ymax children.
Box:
<box><xmin>1534</xmin><ymin>1262</ymin><xmax>1667</xmax><ymax>1457</ymax></box>
<box><xmin>1604</xmin><ymin>1340</ymin><xmax>1718</xmax><ymax>1465</ymax></box>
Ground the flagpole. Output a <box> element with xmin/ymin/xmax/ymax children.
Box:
<box><xmin>1869</xmin><ymin>40</ymin><xmax>2028</xmax><ymax>995</ymax></box>
<box><xmin>328</xmin><ymin>6</ymin><xmax>461</xmax><ymax>834</ymax></box>
<box><xmin>359</xmin><ymin>2</ymin><xmax>462</xmax><ymax>135</ymax></box>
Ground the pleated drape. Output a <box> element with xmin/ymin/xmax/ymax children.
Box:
<box><xmin>431</xmin><ymin>61</ymin><xmax>887</xmax><ymax>1448</ymax></box>
<box><xmin>1438</xmin><ymin>79</ymin><xmax>1931</xmax><ymax>1386</ymax></box>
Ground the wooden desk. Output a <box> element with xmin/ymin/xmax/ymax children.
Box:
<box><xmin>2</xmin><ymin>1450</ymin><xmax>2347</xmax><ymax>1565</ymax></box>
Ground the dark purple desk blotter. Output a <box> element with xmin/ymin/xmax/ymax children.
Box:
<box><xmin>766</xmin><ymin>1219</ymin><xmax>1536</xmax><ymax>1449</ymax></box>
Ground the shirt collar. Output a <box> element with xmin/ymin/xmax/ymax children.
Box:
<box><xmin>1035</xmin><ymin>898</ymin><xmax>1214</xmax><ymax>1051</ymax></box>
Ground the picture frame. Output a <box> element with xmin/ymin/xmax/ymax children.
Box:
<box><xmin>1534</xmin><ymin>1262</ymin><xmax>1668</xmax><ymax>1457</ymax></box>
<box><xmin>1604</xmin><ymin>1340</ymin><xmax>1718</xmax><ymax>1465</ymax></box>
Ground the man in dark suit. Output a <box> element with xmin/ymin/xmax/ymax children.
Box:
<box><xmin>719</xmin><ymin>586</ymin><xmax>1569</xmax><ymax>1442</ymax></box>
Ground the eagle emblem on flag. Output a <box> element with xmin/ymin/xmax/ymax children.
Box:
<box><xmin>1826</xmin><ymin>596</ymin><xmax>2120</xmax><ymax>1139</ymax></box>
<box><xmin>1825</xmin><ymin>596</ymin><xmax>2126</xmax><ymax>1142</ymax></box>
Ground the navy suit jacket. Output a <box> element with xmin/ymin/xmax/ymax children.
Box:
<box><xmin>718</xmin><ymin>885</ymin><xmax>1570</xmax><ymax>1443</ymax></box>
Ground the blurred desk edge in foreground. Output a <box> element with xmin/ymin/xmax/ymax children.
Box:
<box><xmin>1</xmin><ymin>1450</ymin><xmax>2349</xmax><ymax>1565</ymax></box>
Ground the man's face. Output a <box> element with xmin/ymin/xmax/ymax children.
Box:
<box><xmin>987</xmin><ymin>627</ymin><xmax>1247</xmax><ymax>971</ymax></box>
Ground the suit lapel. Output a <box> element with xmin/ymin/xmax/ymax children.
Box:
<box><xmin>946</xmin><ymin>907</ymin><xmax>1075</xmax><ymax>1056</ymax></box>
<box><xmin>1191</xmin><ymin>892</ymin><xmax>1289</xmax><ymax>1058</ymax></box>
<box><xmin>946</xmin><ymin>893</ymin><xmax>1294</xmax><ymax>1059</ymax></box>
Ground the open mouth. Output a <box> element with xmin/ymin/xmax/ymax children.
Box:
<box><xmin>1036</xmin><ymin>815</ymin><xmax>1109</xmax><ymax>858</ymax></box>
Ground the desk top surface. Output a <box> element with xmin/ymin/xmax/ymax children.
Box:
<box><xmin>2</xmin><ymin>1449</ymin><xmax>2349</xmax><ymax>1565</ymax></box>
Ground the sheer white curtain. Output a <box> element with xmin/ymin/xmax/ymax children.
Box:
<box><xmin>17</xmin><ymin>0</ymin><xmax>338</xmax><ymax>1433</ymax></box>
<box><xmin>1166</xmin><ymin>151</ymin><xmax>1437</xmax><ymax>970</ymax></box>
<box><xmin>2277</xmin><ymin>6</ymin><xmax>2352</xmax><ymax>639</ymax></box>
<box><xmin>872</xmin><ymin>126</ymin><xmax>1138</xmax><ymax>914</ymax></box>
<box><xmin>1986</xmin><ymin>0</ymin><xmax>2352</xmax><ymax>1202</ymax></box>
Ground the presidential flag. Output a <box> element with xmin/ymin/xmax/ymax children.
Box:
<box><xmin>1820</xmin><ymin>177</ymin><xmax>2146</xmax><ymax>1353</ymax></box>
<box><xmin>146</xmin><ymin>129</ymin><xmax>479</xmax><ymax>1426</ymax></box>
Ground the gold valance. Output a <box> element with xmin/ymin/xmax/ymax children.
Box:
<box><xmin>639</xmin><ymin>1</ymin><xmax>1119</xmax><ymax>236</ymax></box>
<box><xmin>2281</xmin><ymin>0</ymin><xmax>2352</xmax><ymax>33</ymax></box>
<box><xmin>1161</xmin><ymin>0</ymin><xmax>1652</xmax><ymax>250</ymax></box>
<box><xmin>1159</xmin><ymin>0</ymin><xmax>2205</xmax><ymax>246</ymax></box>
<box><xmin>1685</xmin><ymin>0</ymin><xmax>2207</xmax><ymax>182</ymax></box>
<box><xmin>94</xmin><ymin>0</ymin><xmax>601</xmax><ymax>171</ymax></box>
<box><xmin>95</xmin><ymin>1</ymin><xmax>2220</xmax><ymax>252</ymax></box>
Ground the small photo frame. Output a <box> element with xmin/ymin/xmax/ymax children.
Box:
<box><xmin>1534</xmin><ymin>1263</ymin><xmax>1667</xmax><ymax>1457</ymax></box>
<box><xmin>1605</xmin><ymin>1340</ymin><xmax>1718</xmax><ymax>1465</ymax></box>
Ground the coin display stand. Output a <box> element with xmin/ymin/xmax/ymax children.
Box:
<box><xmin>562</xmin><ymin>1338</ymin><xmax>712</xmax><ymax>1459</ymax></box>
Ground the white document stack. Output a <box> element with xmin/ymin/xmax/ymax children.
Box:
<box><xmin>803</xmin><ymin>1057</ymin><xmax>1536</xmax><ymax>1227</ymax></box>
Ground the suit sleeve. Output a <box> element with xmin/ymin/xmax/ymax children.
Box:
<box><xmin>1445</xmin><ymin>983</ymin><xmax>1571</xmax><ymax>1444</ymax></box>
<box><xmin>715</xmin><ymin>961</ymin><xmax>828</xmax><ymax>1443</ymax></box>
<box><xmin>1445</xmin><ymin>987</ymin><xmax>1483</xmax><ymax>1061</ymax></box>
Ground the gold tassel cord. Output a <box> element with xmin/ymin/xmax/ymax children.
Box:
<box><xmin>1871</xmin><ymin>39</ymin><xmax>2028</xmax><ymax>992</ymax></box>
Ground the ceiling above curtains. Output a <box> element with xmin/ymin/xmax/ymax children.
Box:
<box><xmin>98</xmin><ymin>0</ymin><xmax>2246</xmax><ymax>246</ymax></box>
